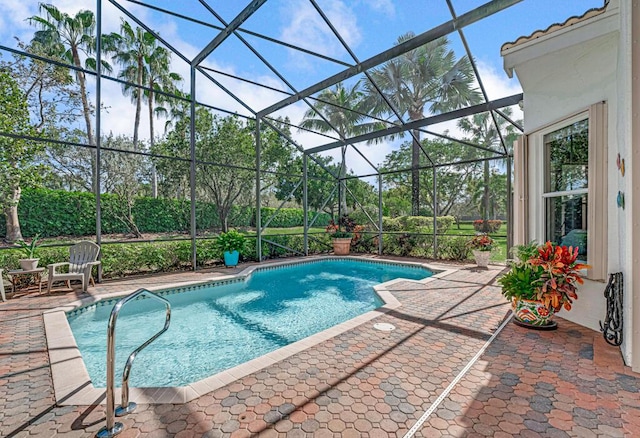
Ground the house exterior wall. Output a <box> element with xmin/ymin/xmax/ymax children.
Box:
<box><xmin>502</xmin><ymin>0</ymin><xmax>638</xmax><ymax>369</ymax></box>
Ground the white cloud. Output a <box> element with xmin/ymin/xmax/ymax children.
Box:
<box><xmin>475</xmin><ymin>60</ymin><xmax>523</xmax><ymax>103</ymax></box>
<box><xmin>279</xmin><ymin>0</ymin><xmax>361</xmax><ymax>62</ymax></box>
<box><xmin>364</xmin><ymin>0</ymin><xmax>395</xmax><ymax>17</ymax></box>
<box><xmin>0</xmin><ymin>1</ymin><xmax>33</xmax><ymax>42</ymax></box>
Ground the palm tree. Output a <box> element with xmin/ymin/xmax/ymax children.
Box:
<box><xmin>144</xmin><ymin>46</ymin><xmax>181</xmax><ymax>198</ymax></box>
<box><xmin>299</xmin><ymin>82</ymin><xmax>379</xmax><ymax>213</ymax></box>
<box><xmin>103</xmin><ymin>20</ymin><xmax>149</xmax><ymax>150</ymax></box>
<box><xmin>364</xmin><ymin>33</ymin><xmax>480</xmax><ymax>215</ymax></box>
<box><xmin>104</xmin><ymin>21</ymin><xmax>181</xmax><ymax>195</ymax></box>
<box><xmin>29</xmin><ymin>4</ymin><xmax>111</xmax><ymax>193</ymax></box>
<box><xmin>458</xmin><ymin>108</ymin><xmax>516</xmax><ymax>222</ymax></box>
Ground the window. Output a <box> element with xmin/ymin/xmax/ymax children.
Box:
<box><xmin>543</xmin><ymin>119</ymin><xmax>589</xmax><ymax>260</ymax></box>
<box><xmin>522</xmin><ymin>102</ymin><xmax>607</xmax><ymax>280</ymax></box>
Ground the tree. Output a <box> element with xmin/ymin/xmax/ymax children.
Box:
<box><xmin>380</xmin><ymin>137</ymin><xmax>478</xmax><ymax>217</ymax></box>
<box><xmin>104</xmin><ymin>19</ymin><xmax>182</xmax><ymax>197</ymax></box>
<box><xmin>299</xmin><ymin>82</ymin><xmax>379</xmax><ymax>213</ymax></box>
<box><xmin>364</xmin><ymin>34</ymin><xmax>480</xmax><ymax>215</ymax></box>
<box><xmin>29</xmin><ymin>3</ymin><xmax>111</xmax><ymax>193</ymax></box>
<box><xmin>458</xmin><ymin>108</ymin><xmax>517</xmax><ymax>221</ymax></box>
<box><xmin>143</xmin><ymin>44</ymin><xmax>182</xmax><ymax>198</ymax></box>
<box><xmin>101</xmin><ymin>135</ymin><xmax>147</xmax><ymax>237</ymax></box>
<box><xmin>2</xmin><ymin>40</ymin><xmax>80</xmax><ymax>135</ymax></box>
<box><xmin>2</xmin><ymin>42</ymin><xmax>89</xmax><ymax>192</ymax></box>
<box><xmin>103</xmin><ymin>19</ymin><xmax>149</xmax><ymax>150</ymax></box>
<box><xmin>159</xmin><ymin>110</ymin><xmax>294</xmax><ymax>231</ymax></box>
<box><xmin>275</xmin><ymin>154</ymin><xmax>341</xmax><ymax>216</ymax></box>
<box><xmin>197</xmin><ymin>114</ymin><xmax>256</xmax><ymax>232</ymax></box>
<box><xmin>0</xmin><ymin>71</ymin><xmax>42</xmax><ymax>242</ymax></box>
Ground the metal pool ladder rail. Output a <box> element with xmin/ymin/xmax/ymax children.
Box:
<box><xmin>97</xmin><ymin>288</ymin><xmax>171</xmax><ymax>438</ymax></box>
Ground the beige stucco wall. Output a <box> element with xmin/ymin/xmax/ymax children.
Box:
<box><xmin>502</xmin><ymin>0</ymin><xmax>637</xmax><ymax>368</ymax></box>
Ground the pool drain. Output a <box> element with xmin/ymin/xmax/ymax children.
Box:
<box><xmin>373</xmin><ymin>322</ymin><xmax>395</xmax><ymax>331</ymax></box>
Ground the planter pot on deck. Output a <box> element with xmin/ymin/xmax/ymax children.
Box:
<box><xmin>19</xmin><ymin>258</ymin><xmax>39</xmax><ymax>271</ymax></box>
<box><xmin>332</xmin><ymin>238</ymin><xmax>352</xmax><ymax>255</ymax></box>
<box><xmin>223</xmin><ymin>250</ymin><xmax>239</xmax><ymax>267</ymax></box>
<box><xmin>512</xmin><ymin>298</ymin><xmax>556</xmax><ymax>326</ymax></box>
<box><xmin>472</xmin><ymin>250</ymin><xmax>491</xmax><ymax>268</ymax></box>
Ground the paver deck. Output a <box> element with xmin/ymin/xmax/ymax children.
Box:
<box><xmin>1</xmin><ymin>256</ymin><xmax>638</xmax><ymax>437</ymax></box>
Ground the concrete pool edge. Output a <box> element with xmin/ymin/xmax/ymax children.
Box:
<box><xmin>44</xmin><ymin>256</ymin><xmax>456</xmax><ymax>406</ymax></box>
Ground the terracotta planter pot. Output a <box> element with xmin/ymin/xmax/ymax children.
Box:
<box><xmin>512</xmin><ymin>298</ymin><xmax>555</xmax><ymax>326</ymax></box>
<box><xmin>332</xmin><ymin>238</ymin><xmax>352</xmax><ymax>255</ymax></box>
<box><xmin>472</xmin><ymin>249</ymin><xmax>491</xmax><ymax>267</ymax></box>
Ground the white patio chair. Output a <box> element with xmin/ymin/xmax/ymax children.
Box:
<box><xmin>0</xmin><ymin>268</ymin><xmax>5</xmax><ymax>301</ymax></box>
<box><xmin>47</xmin><ymin>241</ymin><xmax>101</xmax><ymax>293</ymax></box>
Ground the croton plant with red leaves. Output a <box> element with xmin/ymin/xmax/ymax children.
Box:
<box><xmin>498</xmin><ymin>241</ymin><xmax>590</xmax><ymax>312</ymax></box>
<box><xmin>528</xmin><ymin>241</ymin><xmax>590</xmax><ymax>311</ymax></box>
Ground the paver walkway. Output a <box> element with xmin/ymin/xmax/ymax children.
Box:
<box><xmin>0</xmin><ymin>257</ymin><xmax>638</xmax><ymax>437</ymax></box>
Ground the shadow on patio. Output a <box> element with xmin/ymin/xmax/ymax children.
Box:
<box><xmin>0</xmin><ymin>259</ymin><xmax>638</xmax><ymax>437</ymax></box>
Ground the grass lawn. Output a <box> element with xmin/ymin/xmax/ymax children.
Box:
<box><xmin>450</xmin><ymin>222</ymin><xmax>508</xmax><ymax>263</ymax></box>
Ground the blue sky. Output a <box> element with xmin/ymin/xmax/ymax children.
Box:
<box><xmin>0</xmin><ymin>0</ymin><xmax>604</xmax><ymax>174</ymax></box>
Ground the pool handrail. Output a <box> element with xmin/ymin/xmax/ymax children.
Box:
<box><xmin>97</xmin><ymin>288</ymin><xmax>171</xmax><ymax>438</ymax></box>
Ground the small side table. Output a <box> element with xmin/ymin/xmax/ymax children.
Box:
<box><xmin>7</xmin><ymin>267</ymin><xmax>45</xmax><ymax>296</ymax></box>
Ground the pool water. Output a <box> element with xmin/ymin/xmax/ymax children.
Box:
<box><xmin>68</xmin><ymin>259</ymin><xmax>432</xmax><ymax>387</ymax></box>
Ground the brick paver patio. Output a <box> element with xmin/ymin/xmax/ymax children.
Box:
<box><xmin>1</xmin><ymin>257</ymin><xmax>638</xmax><ymax>437</ymax></box>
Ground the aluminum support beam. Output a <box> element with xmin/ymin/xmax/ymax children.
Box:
<box><xmin>109</xmin><ymin>0</ymin><xmax>190</xmax><ymax>65</ymax></box>
<box><xmin>260</xmin><ymin>180</ymin><xmax>303</xmax><ymax>232</ymax></box>
<box><xmin>96</xmin><ymin>0</ymin><xmax>103</xmax><ymax>283</ymax></box>
<box><xmin>506</xmin><ymin>156</ymin><xmax>513</xmax><ymax>254</ymax></box>
<box><xmin>344</xmin><ymin>185</ymin><xmax>379</xmax><ymax>232</ymax></box>
<box><xmin>258</xmin><ymin>0</ymin><xmax>522</xmax><ymax>117</ymax></box>
<box><xmin>378</xmin><ymin>176</ymin><xmax>383</xmax><ymax>255</ymax></box>
<box><xmin>189</xmin><ymin>67</ymin><xmax>197</xmax><ymax>270</ymax></box>
<box><xmin>256</xmin><ymin>117</ymin><xmax>262</xmax><ymax>262</ymax></box>
<box><xmin>125</xmin><ymin>0</ymin><xmax>352</xmax><ymax>67</ymax></box>
<box><xmin>303</xmin><ymin>155</ymin><xmax>309</xmax><ymax>256</ymax></box>
<box><xmin>308</xmin><ymin>186</ymin><xmax>338</xmax><ymax>228</ymax></box>
<box><xmin>306</xmin><ymin>94</ymin><xmax>523</xmax><ymax>154</ymax></box>
<box><xmin>433</xmin><ymin>167</ymin><xmax>438</xmax><ymax>259</ymax></box>
<box><xmin>192</xmin><ymin>0</ymin><xmax>267</xmax><ymax>67</ymax></box>
<box><xmin>446</xmin><ymin>0</ymin><xmax>510</xmax><ymax>155</ymax></box>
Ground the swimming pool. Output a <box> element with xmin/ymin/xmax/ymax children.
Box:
<box><xmin>67</xmin><ymin>259</ymin><xmax>432</xmax><ymax>388</ymax></box>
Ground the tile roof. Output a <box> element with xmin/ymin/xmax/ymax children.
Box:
<box><xmin>501</xmin><ymin>3</ymin><xmax>609</xmax><ymax>53</ymax></box>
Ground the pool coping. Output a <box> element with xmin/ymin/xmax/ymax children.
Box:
<box><xmin>43</xmin><ymin>256</ymin><xmax>457</xmax><ymax>406</ymax></box>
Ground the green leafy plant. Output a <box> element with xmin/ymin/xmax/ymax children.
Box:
<box><xmin>498</xmin><ymin>241</ymin><xmax>590</xmax><ymax>312</ymax></box>
<box><xmin>331</xmin><ymin>231</ymin><xmax>353</xmax><ymax>239</ymax></box>
<box><xmin>214</xmin><ymin>230</ymin><xmax>247</xmax><ymax>256</ymax></box>
<box><xmin>16</xmin><ymin>234</ymin><xmax>41</xmax><ymax>259</ymax></box>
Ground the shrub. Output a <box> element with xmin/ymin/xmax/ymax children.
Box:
<box><xmin>214</xmin><ymin>230</ymin><xmax>248</xmax><ymax>256</ymax></box>
<box><xmin>438</xmin><ymin>236</ymin><xmax>470</xmax><ymax>261</ymax></box>
<box><xmin>382</xmin><ymin>217</ymin><xmax>402</xmax><ymax>231</ymax></box>
<box><xmin>473</xmin><ymin>219</ymin><xmax>502</xmax><ymax>233</ymax></box>
<box><xmin>344</xmin><ymin>207</ymin><xmax>378</xmax><ymax>228</ymax></box>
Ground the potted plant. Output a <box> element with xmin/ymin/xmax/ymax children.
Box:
<box><xmin>326</xmin><ymin>215</ymin><xmax>363</xmax><ymax>256</ymax></box>
<box><xmin>16</xmin><ymin>234</ymin><xmax>41</xmax><ymax>271</ymax></box>
<box><xmin>467</xmin><ymin>233</ymin><xmax>494</xmax><ymax>267</ymax></box>
<box><xmin>214</xmin><ymin>230</ymin><xmax>247</xmax><ymax>267</ymax></box>
<box><xmin>498</xmin><ymin>241</ymin><xmax>589</xmax><ymax>327</ymax></box>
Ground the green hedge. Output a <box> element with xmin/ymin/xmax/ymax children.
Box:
<box><xmin>0</xmin><ymin>188</ymin><xmax>330</xmax><ymax>238</ymax></box>
<box><xmin>379</xmin><ymin>215</ymin><xmax>455</xmax><ymax>233</ymax></box>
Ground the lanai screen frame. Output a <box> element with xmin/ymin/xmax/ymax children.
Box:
<box><xmin>0</xmin><ymin>0</ymin><xmax>525</xmax><ymax>274</ymax></box>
